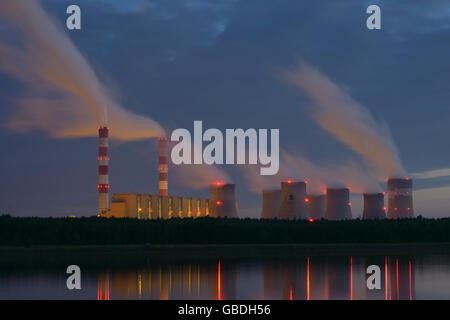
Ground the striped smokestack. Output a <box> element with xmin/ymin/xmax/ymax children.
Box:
<box><xmin>98</xmin><ymin>126</ymin><xmax>110</xmax><ymax>214</ymax></box>
<box><xmin>158</xmin><ymin>138</ymin><xmax>168</xmax><ymax>196</ymax></box>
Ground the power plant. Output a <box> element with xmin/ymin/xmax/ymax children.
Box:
<box><xmin>387</xmin><ymin>178</ymin><xmax>414</xmax><ymax>219</ymax></box>
<box><xmin>278</xmin><ymin>181</ymin><xmax>308</xmax><ymax>220</ymax></box>
<box><xmin>209</xmin><ymin>182</ymin><xmax>238</xmax><ymax>218</ymax></box>
<box><xmin>101</xmin><ymin>137</ymin><xmax>212</xmax><ymax>219</ymax></box>
<box><xmin>306</xmin><ymin>194</ymin><xmax>326</xmax><ymax>220</ymax></box>
<box><xmin>325</xmin><ymin>188</ymin><xmax>352</xmax><ymax>220</ymax></box>
<box><xmin>363</xmin><ymin>193</ymin><xmax>386</xmax><ymax>219</ymax></box>
<box><xmin>260</xmin><ymin>189</ymin><xmax>282</xmax><ymax>219</ymax></box>
<box><xmin>96</xmin><ymin>133</ymin><xmax>417</xmax><ymax>221</ymax></box>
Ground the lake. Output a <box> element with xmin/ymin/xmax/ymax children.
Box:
<box><xmin>1</xmin><ymin>249</ymin><xmax>449</xmax><ymax>299</ymax></box>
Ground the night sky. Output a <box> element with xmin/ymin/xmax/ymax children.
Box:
<box><xmin>1</xmin><ymin>0</ymin><xmax>450</xmax><ymax>218</ymax></box>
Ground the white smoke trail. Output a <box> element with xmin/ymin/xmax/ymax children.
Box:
<box><xmin>282</xmin><ymin>62</ymin><xmax>407</xmax><ymax>179</ymax></box>
<box><xmin>0</xmin><ymin>0</ymin><xmax>164</xmax><ymax>140</ymax></box>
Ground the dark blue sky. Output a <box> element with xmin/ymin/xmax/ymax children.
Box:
<box><xmin>1</xmin><ymin>0</ymin><xmax>450</xmax><ymax>218</ymax></box>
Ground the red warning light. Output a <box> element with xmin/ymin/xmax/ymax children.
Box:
<box><xmin>308</xmin><ymin>218</ymin><xmax>314</xmax><ymax>223</ymax></box>
<box><xmin>395</xmin><ymin>208</ymin><xmax>398</xmax><ymax>211</ymax></box>
<box><xmin>214</xmin><ymin>181</ymin><xmax>224</xmax><ymax>186</ymax></box>
<box><xmin>383</xmin><ymin>206</ymin><xmax>387</xmax><ymax>211</ymax></box>
<box><xmin>348</xmin><ymin>202</ymin><xmax>352</xmax><ymax>206</ymax></box>
<box><xmin>286</xmin><ymin>180</ymin><xmax>293</xmax><ymax>184</ymax></box>
<box><xmin>407</xmin><ymin>207</ymin><xmax>411</xmax><ymax>211</ymax></box>
<box><xmin>216</xmin><ymin>201</ymin><xmax>222</xmax><ymax>205</ymax></box>
<box><xmin>305</xmin><ymin>198</ymin><xmax>310</xmax><ymax>203</ymax></box>
<box><xmin>305</xmin><ymin>180</ymin><xmax>308</xmax><ymax>184</ymax></box>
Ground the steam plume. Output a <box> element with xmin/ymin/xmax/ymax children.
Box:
<box><xmin>281</xmin><ymin>151</ymin><xmax>344</xmax><ymax>194</ymax></box>
<box><xmin>282</xmin><ymin>63</ymin><xmax>407</xmax><ymax>179</ymax></box>
<box><xmin>0</xmin><ymin>0</ymin><xmax>164</xmax><ymax>140</ymax></box>
<box><xmin>241</xmin><ymin>157</ymin><xmax>304</xmax><ymax>193</ymax></box>
<box><xmin>173</xmin><ymin>164</ymin><xmax>231</xmax><ymax>190</ymax></box>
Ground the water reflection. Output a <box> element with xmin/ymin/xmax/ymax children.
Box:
<box><xmin>95</xmin><ymin>256</ymin><xmax>415</xmax><ymax>300</ymax></box>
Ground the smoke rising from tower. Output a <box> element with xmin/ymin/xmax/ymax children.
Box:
<box><xmin>0</xmin><ymin>0</ymin><xmax>164</xmax><ymax>141</ymax></box>
<box><xmin>282</xmin><ymin>63</ymin><xmax>407</xmax><ymax>179</ymax></box>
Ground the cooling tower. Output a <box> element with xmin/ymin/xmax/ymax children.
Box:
<box><xmin>363</xmin><ymin>193</ymin><xmax>386</xmax><ymax>219</ymax></box>
<box><xmin>98</xmin><ymin>126</ymin><xmax>110</xmax><ymax>214</ymax></box>
<box><xmin>158</xmin><ymin>138</ymin><xmax>168</xmax><ymax>196</ymax></box>
<box><xmin>325</xmin><ymin>188</ymin><xmax>352</xmax><ymax>220</ymax></box>
<box><xmin>278</xmin><ymin>181</ymin><xmax>308</xmax><ymax>220</ymax></box>
<box><xmin>306</xmin><ymin>194</ymin><xmax>326</xmax><ymax>220</ymax></box>
<box><xmin>209</xmin><ymin>183</ymin><xmax>238</xmax><ymax>218</ymax></box>
<box><xmin>387</xmin><ymin>178</ymin><xmax>414</xmax><ymax>219</ymax></box>
<box><xmin>261</xmin><ymin>189</ymin><xmax>282</xmax><ymax>219</ymax></box>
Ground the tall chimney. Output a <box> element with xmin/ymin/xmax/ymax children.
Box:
<box><xmin>261</xmin><ymin>189</ymin><xmax>281</xmax><ymax>219</ymax></box>
<box><xmin>387</xmin><ymin>178</ymin><xmax>414</xmax><ymax>219</ymax></box>
<box><xmin>278</xmin><ymin>181</ymin><xmax>308</xmax><ymax>220</ymax></box>
<box><xmin>306</xmin><ymin>194</ymin><xmax>326</xmax><ymax>220</ymax></box>
<box><xmin>158</xmin><ymin>138</ymin><xmax>168</xmax><ymax>196</ymax></box>
<box><xmin>325</xmin><ymin>188</ymin><xmax>352</xmax><ymax>220</ymax></box>
<box><xmin>98</xmin><ymin>126</ymin><xmax>110</xmax><ymax>214</ymax></box>
<box><xmin>210</xmin><ymin>182</ymin><xmax>238</xmax><ymax>218</ymax></box>
<box><xmin>363</xmin><ymin>193</ymin><xmax>386</xmax><ymax>219</ymax></box>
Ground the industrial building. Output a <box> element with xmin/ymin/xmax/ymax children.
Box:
<box><xmin>105</xmin><ymin>193</ymin><xmax>210</xmax><ymax>219</ymax></box>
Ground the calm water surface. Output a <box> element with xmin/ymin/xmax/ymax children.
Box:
<box><xmin>1</xmin><ymin>253</ymin><xmax>449</xmax><ymax>300</ymax></box>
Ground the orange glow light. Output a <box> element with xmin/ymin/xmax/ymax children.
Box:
<box><xmin>350</xmin><ymin>256</ymin><xmax>353</xmax><ymax>300</ymax></box>
<box><xmin>305</xmin><ymin>198</ymin><xmax>310</xmax><ymax>203</ymax></box>
<box><xmin>308</xmin><ymin>218</ymin><xmax>314</xmax><ymax>223</ymax></box>
<box><xmin>217</xmin><ymin>261</ymin><xmax>222</xmax><ymax>300</ymax></box>
<box><xmin>409</xmin><ymin>260</ymin><xmax>412</xmax><ymax>300</ymax></box>
<box><xmin>396</xmin><ymin>259</ymin><xmax>399</xmax><ymax>299</ymax></box>
<box><xmin>216</xmin><ymin>201</ymin><xmax>222</xmax><ymax>205</ymax></box>
<box><xmin>385</xmin><ymin>256</ymin><xmax>388</xmax><ymax>301</ymax></box>
<box><xmin>307</xmin><ymin>257</ymin><xmax>310</xmax><ymax>300</ymax></box>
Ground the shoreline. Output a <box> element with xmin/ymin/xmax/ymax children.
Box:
<box><xmin>1</xmin><ymin>242</ymin><xmax>450</xmax><ymax>256</ymax></box>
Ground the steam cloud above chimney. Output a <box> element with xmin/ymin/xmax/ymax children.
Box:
<box><xmin>282</xmin><ymin>62</ymin><xmax>407</xmax><ymax>180</ymax></box>
<box><xmin>0</xmin><ymin>0</ymin><xmax>164</xmax><ymax>141</ymax></box>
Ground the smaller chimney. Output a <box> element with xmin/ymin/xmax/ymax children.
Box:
<box><xmin>363</xmin><ymin>193</ymin><xmax>386</xmax><ymax>219</ymax></box>
<box><xmin>158</xmin><ymin>138</ymin><xmax>168</xmax><ymax>196</ymax></box>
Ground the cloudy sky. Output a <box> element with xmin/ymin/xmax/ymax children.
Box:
<box><xmin>1</xmin><ymin>0</ymin><xmax>450</xmax><ymax>218</ymax></box>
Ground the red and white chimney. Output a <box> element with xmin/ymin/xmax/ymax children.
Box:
<box><xmin>158</xmin><ymin>138</ymin><xmax>168</xmax><ymax>196</ymax></box>
<box><xmin>98</xmin><ymin>127</ymin><xmax>110</xmax><ymax>214</ymax></box>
